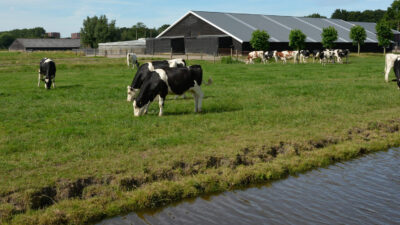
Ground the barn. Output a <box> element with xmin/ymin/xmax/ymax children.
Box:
<box><xmin>9</xmin><ymin>38</ymin><xmax>81</xmax><ymax>51</ymax></box>
<box><xmin>147</xmin><ymin>10</ymin><xmax>400</xmax><ymax>55</ymax></box>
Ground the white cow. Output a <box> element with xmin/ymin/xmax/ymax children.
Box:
<box><xmin>246</xmin><ymin>51</ymin><xmax>266</xmax><ymax>64</ymax></box>
<box><xmin>127</xmin><ymin>53</ymin><xmax>139</xmax><ymax>69</ymax></box>
<box><xmin>384</xmin><ymin>53</ymin><xmax>400</xmax><ymax>82</ymax></box>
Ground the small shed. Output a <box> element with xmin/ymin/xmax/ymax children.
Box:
<box><xmin>8</xmin><ymin>38</ymin><xmax>81</xmax><ymax>51</ymax></box>
<box><xmin>98</xmin><ymin>38</ymin><xmax>146</xmax><ymax>55</ymax></box>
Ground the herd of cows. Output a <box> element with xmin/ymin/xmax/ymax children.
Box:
<box><xmin>37</xmin><ymin>51</ymin><xmax>400</xmax><ymax>117</ymax></box>
<box><xmin>246</xmin><ymin>49</ymin><xmax>350</xmax><ymax>65</ymax></box>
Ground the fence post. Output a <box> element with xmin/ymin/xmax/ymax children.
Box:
<box><xmin>186</xmin><ymin>53</ymin><xmax>189</xmax><ymax>61</ymax></box>
<box><xmin>170</xmin><ymin>48</ymin><xmax>173</xmax><ymax>59</ymax></box>
<box><xmin>231</xmin><ymin>48</ymin><xmax>233</xmax><ymax>57</ymax></box>
<box><xmin>213</xmin><ymin>53</ymin><xmax>216</xmax><ymax>64</ymax></box>
<box><xmin>201</xmin><ymin>52</ymin><xmax>203</xmax><ymax>60</ymax></box>
<box><xmin>236</xmin><ymin>50</ymin><xmax>238</xmax><ymax>61</ymax></box>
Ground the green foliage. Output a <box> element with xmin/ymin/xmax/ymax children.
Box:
<box><xmin>80</xmin><ymin>15</ymin><xmax>118</xmax><ymax>48</ymax></box>
<box><xmin>306</xmin><ymin>13</ymin><xmax>327</xmax><ymax>18</ymax></box>
<box><xmin>331</xmin><ymin>9</ymin><xmax>386</xmax><ymax>23</ymax></box>
<box><xmin>0</xmin><ymin>27</ymin><xmax>46</xmax><ymax>49</ymax></box>
<box><xmin>289</xmin><ymin>29</ymin><xmax>306</xmax><ymax>50</ymax></box>
<box><xmin>250</xmin><ymin>30</ymin><xmax>270</xmax><ymax>51</ymax></box>
<box><xmin>321</xmin><ymin>26</ymin><xmax>338</xmax><ymax>49</ymax></box>
<box><xmin>0</xmin><ymin>33</ymin><xmax>15</xmax><ymax>49</ymax></box>
<box><xmin>381</xmin><ymin>0</ymin><xmax>400</xmax><ymax>30</ymax></box>
<box><xmin>349</xmin><ymin>25</ymin><xmax>367</xmax><ymax>54</ymax></box>
<box><xmin>376</xmin><ymin>20</ymin><xmax>394</xmax><ymax>50</ymax></box>
<box><xmin>350</xmin><ymin>26</ymin><xmax>367</xmax><ymax>45</ymax></box>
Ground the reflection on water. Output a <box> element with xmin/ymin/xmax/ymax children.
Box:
<box><xmin>99</xmin><ymin>148</ymin><xmax>400</xmax><ymax>225</ymax></box>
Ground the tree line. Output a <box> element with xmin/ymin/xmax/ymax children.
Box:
<box><xmin>80</xmin><ymin>15</ymin><xmax>169</xmax><ymax>48</ymax></box>
<box><xmin>0</xmin><ymin>27</ymin><xmax>46</xmax><ymax>49</ymax></box>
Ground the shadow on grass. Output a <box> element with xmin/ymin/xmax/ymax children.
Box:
<box><xmin>57</xmin><ymin>84</ymin><xmax>84</xmax><ymax>89</ymax></box>
<box><xmin>169</xmin><ymin>95</ymin><xmax>215</xmax><ymax>101</ymax></box>
<box><xmin>162</xmin><ymin>106</ymin><xmax>241</xmax><ymax>116</ymax></box>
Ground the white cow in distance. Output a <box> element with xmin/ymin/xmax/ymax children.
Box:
<box><xmin>384</xmin><ymin>53</ymin><xmax>400</xmax><ymax>82</ymax></box>
<box><xmin>127</xmin><ymin>53</ymin><xmax>139</xmax><ymax>69</ymax></box>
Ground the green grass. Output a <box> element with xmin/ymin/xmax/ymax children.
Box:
<box><xmin>1</xmin><ymin>51</ymin><xmax>400</xmax><ymax>224</ymax></box>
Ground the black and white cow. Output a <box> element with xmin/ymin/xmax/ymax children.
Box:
<box><xmin>38</xmin><ymin>58</ymin><xmax>56</xmax><ymax>89</ymax></box>
<box><xmin>132</xmin><ymin>65</ymin><xmax>204</xmax><ymax>116</ymax></box>
<box><xmin>127</xmin><ymin>58</ymin><xmax>186</xmax><ymax>101</ymax></box>
<box><xmin>298</xmin><ymin>50</ymin><xmax>310</xmax><ymax>63</ymax></box>
<box><xmin>127</xmin><ymin>53</ymin><xmax>139</xmax><ymax>69</ymax></box>
<box><xmin>334</xmin><ymin>49</ymin><xmax>349</xmax><ymax>64</ymax></box>
<box><xmin>264</xmin><ymin>51</ymin><xmax>278</xmax><ymax>62</ymax></box>
<box><xmin>392</xmin><ymin>58</ymin><xmax>400</xmax><ymax>89</ymax></box>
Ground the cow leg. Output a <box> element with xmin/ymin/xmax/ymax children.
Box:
<box><xmin>38</xmin><ymin>72</ymin><xmax>41</xmax><ymax>87</ymax></box>
<box><xmin>190</xmin><ymin>83</ymin><xmax>203</xmax><ymax>112</ymax></box>
<box><xmin>52</xmin><ymin>78</ymin><xmax>56</xmax><ymax>88</ymax></box>
<box><xmin>158</xmin><ymin>95</ymin><xmax>165</xmax><ymax>116</ymax></box>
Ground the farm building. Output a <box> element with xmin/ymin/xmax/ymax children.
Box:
<box><xmin>148</xmin><ymin>10</ymin><xmax>400</xmax><ymax>55</ymax></box>
<box><xmin>9</xmin><ymin>38</ymin><xmax>81</xmax><ymax>51</ymax></box>
<box><xmin>98</xmin><ymin>38</ymin><xmax>146</xmax><ymax>55</ymax></box>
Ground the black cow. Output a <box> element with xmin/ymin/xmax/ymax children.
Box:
<box><xmin>392</xmin><ymin>58</ymin><xmax>400</xmax><ymax>89</ymax></box>
<box><xmin>127</xmin><ymin>59</ymin><xmax>186</xmax><ymax>101</ymax></box>
<box><xmin>38</xmin><ymin>58</ymin><xmax>56</xmax><ymax>89</ymax></box>
<box><xmin>133</xmin><ymin>65</ymin><xmax>204</xmax><ymax>116</ymax></box>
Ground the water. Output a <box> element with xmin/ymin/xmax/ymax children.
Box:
<box><xmin>99</xmin><ymin>148</ymin><xmax>400</xmax><ymax>225</ymax></box>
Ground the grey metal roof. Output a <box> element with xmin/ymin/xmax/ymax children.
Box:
<box><xmin>98</xmin><ymin>38</ymin><xmax>146</xmax><ymax>46</ymax></box>
<box><xmin>14</xmin><ymin>38</ymin><xmax>81</xmax><ymax>48</ymax></box>
<box><xmin>158</xmin><ymin>10</ymin><xmax>396</xmax><ymax>43</ymax></box>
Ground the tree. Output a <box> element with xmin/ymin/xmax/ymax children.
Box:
<box><xmin>376</xmin><ymin>21</ymin><xmax>394</xmax><ymax>54</ymax></box>
<box><xmin>306</xmin><ymin>13</ymin><xmax>326</xmax><ymax>18</ymax></box>
<box><xmin>331</xmin><ymin>8</ymin><xmax>385</xmax><ymax>23</ymax></box>
<box><xmin>80</xmin><ymin>15</ymin><xmax>117</xmax><ymax>48</ymax></box>
<box><xmin>289</xmin><ymin>29</ymin><xmax>306</xmax><ymax>50</ymax></box>
<box><xmin>0</xmin><ymin>33</ymin><xmax>15</xmax><ymax>49</ymax></box>
<box><xmin>250</xmin><ymin>30</ymin><xmax>270</xmax><ymax>51</ymax></box>
<box><xmin>157</xmin><ymin>24</ymin><xmax>170</xmax><ymax>34</ymax></box>
<box><xmin>382</xmin><ymin>0</ymin><xmax>400</xmax><ymax>30</ymax></box>
<box><xmin>349</xmin><ymin>25</ymin><xmax>367</xmax><ymax>55</ymax></box>
<box><xmin>321</xmin><ymin>26</ymin><xmax>338</xmax><ymax>49</ymax></box>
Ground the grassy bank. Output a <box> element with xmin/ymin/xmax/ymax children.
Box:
<box><xmin>1</xmin><ymin>51</ymin><xmax>399</xmax><ymax>224</ymax></box>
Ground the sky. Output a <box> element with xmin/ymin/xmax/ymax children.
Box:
<box><xmin>0</xmin><ymin>0</ymin><xmax>394</xmax><ymax>38</ymax></box>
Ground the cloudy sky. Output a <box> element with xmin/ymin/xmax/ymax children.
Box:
<box><xmin>0</xmin><ymin>0</ymin><xmax>393</xmax><ymax>37</ymax></box>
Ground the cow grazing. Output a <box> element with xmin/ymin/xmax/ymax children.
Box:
<box><xmin>127</xmin><ymin>53</ymin><xmax>139</xmax><ymax>69</ymax></box>
<box><xmin>132</xmin><ymin>65</ymin><xmax>204</xmax><ymax>116</ymax></box>
<box><xmin>38</xmin><ymin>58</ymin><xmax>56</xmax><ymax>89</ymax></box>
<box><xmin>392</xmin><ymin>58</ymin><xmax>400</xmax><ymax>89</ymax></box>
<box><xmin>312</xmin><ymin>50</ymin><xmax>322</xmax><ymax>63</ymax></box>
<box><xmin>333</xmin><ymin>49</ymin><xmax>349</xmax><ymax>64</ymax></box>
<box><xmin>246</xmin><ymin>51</ymin><xmax>265</xmax><ymax>64</ymax></box>
<box><xmin>264</xmin><ymin>51</ymin><xmax>278</xmax><ymax>62</ymax></box>
<box><xmin>127</xmin><ymin>58</ymin><xmax>187</xmax><ymax>101</ymax></box>
<box><xmin>298</xmin><ymin>50</ymin><xmax>310</xmax><ymax>63</ymax></box>
<box><xmin>384</xmin><ymin>53</ymin><xmax>400</xmax><ymax>82</ymax></box>
<box><xmin>275</xmin><ymin>51</ymin><xmax>296</xmax><ymax>64</ymax></box>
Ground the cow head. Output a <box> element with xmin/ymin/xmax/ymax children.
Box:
<box><xmin>45</xmin><ymin>77</ymin><xmax>52</xmax><ymax>89</ymax></box>
<box><xmin>127</xmin><ymin>86</ymin><xmax>136</xmax><ymax>102</ymax></box>
<box><xmin>133</xmin><ymin>100</ymin><xmax>148</xmax><ymax>116</ymax></box>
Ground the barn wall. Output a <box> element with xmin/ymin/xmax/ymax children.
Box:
<box><xmin>8</xmin><ymin>40</ymin><xmax>25</xmax><ymax>51</ymax></box>
<box><xmin>146</xmin><ymin>38</ymin><xmax>172</xmax><ymax>54</ymax></box>
<box><xmin>161</xmin><ymin>14</ymin><xmax>225</xmax><ymax>38</ymax></box>
<box><xmin>185</xmin><ymin>37</ymin><xmax>218</xmax><ymax>54</ymax></box>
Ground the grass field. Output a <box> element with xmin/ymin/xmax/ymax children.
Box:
<box><xmin>1</xmin><ymin>51</ymin><xmax>400</xmax><ymax>224</ymax></box>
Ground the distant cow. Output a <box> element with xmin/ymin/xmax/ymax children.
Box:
<box><xmin>275</xmin><ymin>51</ymin><xmax>296</xmax><ymax>64</ymax></box>
<box><xmin>132</xmin><ymin>65</ymin><xmax>204</xmax><ymax>116</ymax></box>
<box><xmin>298</xmin><ymin>50</ymin><xmax>310</xmax><ymax>63</ymax></box>
<box><xmin>127</xmin><ymin>53</ymin><xmax>139</xmax><ymax>69</ymax></box>
<box><xmin>312</xmin><ymin>50</ymin><xmax>322</xmax><ymax>63</ymax></box>
<box><xmin>38</xmin><ymin>58</ymin><xmax>56</xmax><ymax>89</ymax></box>
<box><xmin>264</xmin><ymin>51</ymin><xmax>278</xmax><ymax>62</ymax></box>
<box><xmin>333</xmin><ymin>49</ymin><xmax>349</xmax><ymax>64</ymax></box>
<box><xmin>246</xmin><ymin>51</ymin><xmax>265</xmax><ymax>64</ymax></box>
<box><xmin>384</xmin><ymin>53</ymin><xmax>400</xmax><ymax>82</ymax></box>
<box><xmin>127</xmin><ymin>58</ymin><xmax>186</xmax><ymax>101</ymax></box>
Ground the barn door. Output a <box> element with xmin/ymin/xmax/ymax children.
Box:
<box><xmin>171</xmin><ymin>38</ymin><xmax>185</xmax><ymax>54</ymax></box>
